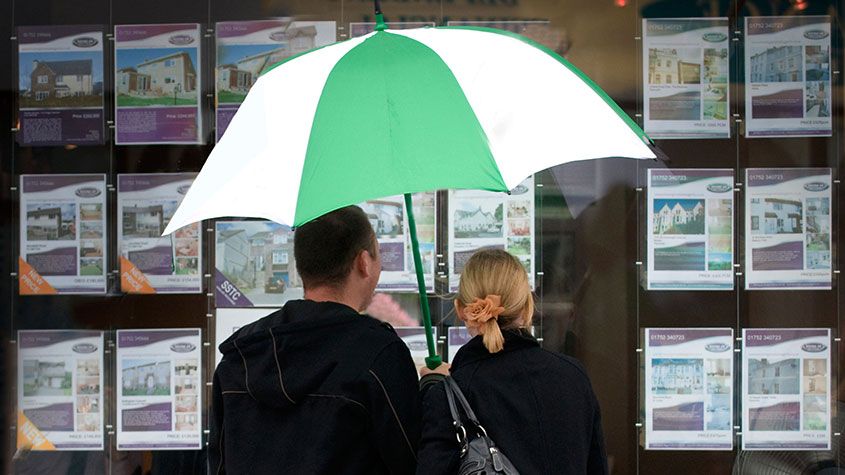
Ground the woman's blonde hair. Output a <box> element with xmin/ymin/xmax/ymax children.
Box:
<box><xmin>456</xmin><ymin>249</ymin><xmax>534</xmax><ymax>353</ymax></box>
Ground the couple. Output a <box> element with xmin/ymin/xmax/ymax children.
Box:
<box><xmin>209</xmin><ymin>206</ymin><xmax>607</xmax><ymax>474</ymax></box>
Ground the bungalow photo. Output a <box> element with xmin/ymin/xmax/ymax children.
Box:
<box><xmin>749</xmin><ymin>197</ymin><xmax>803</xmax><ymax>235</ymax></box>
<box><xmin>217</xmin><ymin>23</ymin><xmax>319</xmax><ymax>104</ymax></box>
<box><xmin>453</xmin><ymin>199</ymin><xmax>504</xmax><ymax>239</ymax></box>
<box><xmin>19</xmin><ymin>52</ymin><xmax>103</xmax><ymax>109</ymax></box>
<box><xmin>26</xmin><ymin>203</ymin><xmax>76</xmax><ymax>241</ymax></box>
<box><xmin>652</xmin><ymin>199</ymin><xmax>705</xmax><ymax>235</ymax></box>
<box><xmin>121</xmin><ymin>359</ymin><xmax>171</xmax><ymax>396</ymax></box>
<box><xmin>22</xmin><ymin>359</ymin><xmax>72</xmax><ymax>397</ymax></box>
<box><xmin>116</xmin><ymin>48</ymin><xmax>198</xmax><ymax>107</ymax></box>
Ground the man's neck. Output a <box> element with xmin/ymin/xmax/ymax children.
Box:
<box><xmin>303</xmin><ymin>286</ymin><xmax>361</xmax><ymax>313</ymax></box>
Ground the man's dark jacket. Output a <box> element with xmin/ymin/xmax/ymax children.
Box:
<box><xmin>416</xmin><ymin>330</ymin><xmax>608</xmax><ymax>475</ymax></box>
<box><xmin>209</xmin><ymin>300</ymin><xmax>421</xmax><ymax>474</ymax></box>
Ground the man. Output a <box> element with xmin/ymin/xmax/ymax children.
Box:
<box><xmin>209</xmin><ymin>206</ymin><xmax>421</xmax><ymax>474</ymax></box>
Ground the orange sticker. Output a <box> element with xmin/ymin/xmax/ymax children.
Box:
<box><xmin>120</xmin><ymin>257</ymin><xmax>156</xmax><ymax>294</ymax></box>
<box><xmin>18</xmin><ymin>258</ymin><xmax>57</xmax><ymax>295</ymax></box>
<box><xmin>17</xmin><ymin>411</ymin><xmax>56</xmax><ymax>451</ymax></box>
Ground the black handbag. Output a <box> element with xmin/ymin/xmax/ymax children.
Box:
<box><xmin>442</xmin><ymin>376</ymin><xmax>520</xmax><ymax>475</ymax></box>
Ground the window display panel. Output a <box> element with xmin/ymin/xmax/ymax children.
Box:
<box><xmin>17</xmin><ymin>25</ymin><xmax>105</xmax><ymax>146</ymax></box>
<box><xmin>118</xmin><ymin>173</ymin><xmax>201</xmax><ymax>294</ymax></box>
<box><xmin>642</xmin><ymin>18</ymin><xmax>730</xmax><ymax>139</ymax></box>
<box><xmin>19</xmin><ymin>174</ymin><xmax>107</xmax><ymax>295</ymax></box>
<box><xmin>17</xmin><ymin>330</ymin><xmax>105</xmax><ymax>451</ymax></box>
<box><xmin>644</xmin><ymin>328</ymin><xmax>733</xmax><ymax>450</ymax></box>
<box><xmin>114</xmin><ymin>24</ymin><xmax>202</xmax><ymax>145</ymax></box>
<box><xmin>744</xmin><ymin>16</ymin><xmax>832</xmax><ymax>138</ymax></box>
<box><xmin>116</xmin><ymin>329</ymin><xmax>202</xmax><ymax>450</ymax></box>
<box><xmin>741</xmin><ymin>329</ymin><xmax>830</xmax><ymax>450</ymax></box>
<box><xmin>744</xmin><ymin>168</ymin><xmax>832</xmax><ymax>290</ymax></box>
<box><xmin>647</xmin><ymin>169</ymin><xmax>734</xmax><ymax>290</ymax></box>
<box><xmin>448</xmin><ymin>176</ymin><xmax>535</xmax><ymax>292</ymax></box>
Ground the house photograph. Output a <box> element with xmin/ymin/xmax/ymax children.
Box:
<box><xmin>749</xmin><ymin>46</ymin><xmax>803</xmax><ymax>83</ymax></box>
<box><xmin>19</xmin><ymin>51</ymin><xmax>103</xmax><ymax>108</ymax></box>
<box><xmin>454</xmin><ymin>199</ymin><xmax>504</xmax><ymax>238</ymax></box>
<box><xmin>749</xmin><ymin>197</ymin><xmax>803</xmax><ymax>234</ymax></box>
<box><xmin>651</xmin><ymin>358</ymin><xmax>704</xmax><ymax>395</ymax></box>
<box><xmin>217</xmin><ymin>24</ymin><xmax>319</xmax><ymax>104</ymax></box>
<box><xmin>360</xmin><ymin>200</ymin><xmax>404</xmax><ymax>239</ymax></box>
<box><xmin>22</xmin><ymin>359</ymin><xmax>72</xmax><ymax>397</ymax></box>
<box><xmin>652</xmin><ymin>199</ymin><xmax>705</xmax><ymax>235</ymax></box>
<box><xmin>116</xmin><ymin>48</ymin><xmax>198</xmax><ymax>107</ymax></box>
<box><xmin>647</xmin><ymin>48</ymin><xmax>701</xmax><ymax>85</ymax></box>
<box><xmin>216</xmin><ymin>221</ymin><xmax>301</xmax><ymax>304</ymax></box>
<box><xmin>26</xmin><ymin>203</ymin><xmax>76</xmax><ymax>241</ymax></box>
<box><xmin>747</xmin><ymin>358</ymin><xmax>799</xmax><ymax>395</ymax></box>
<box><xmin>121</xmin><ymin>359</ymin><xmax>171</xmax><ymax>396</ymax></box>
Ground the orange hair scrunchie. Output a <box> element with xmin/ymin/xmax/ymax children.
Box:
<box><xmin>462</xmin><ymin>295</ymin><xmax>505</xmax><ymax>327</ymax></box>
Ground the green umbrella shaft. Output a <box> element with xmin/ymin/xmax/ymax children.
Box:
<box><xmin>404</xmin><ymin>193</ymin><xmax>442</xmax><ymax>369</ymax></box>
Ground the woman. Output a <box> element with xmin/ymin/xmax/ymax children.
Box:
<box><xmin>417</xmin><ymin>249</ymin><xmax>607</xmax><ymax>474</ymax></box>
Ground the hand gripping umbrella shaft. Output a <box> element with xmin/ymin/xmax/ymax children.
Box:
<box><xmin>404</xmin><ymin>193</ymin><xmax>442</xmax><ymax>369</ymax></box>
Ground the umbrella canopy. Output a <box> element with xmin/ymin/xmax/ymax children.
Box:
<box><xmin>164</xmin><ymin>25</ymin><xmax>655</xmax><ymax>235</ymax></box>
<box><xmin>165</xmin><ymin>18</ymin><xmax>659</xmax><ymax>368</ymax></box>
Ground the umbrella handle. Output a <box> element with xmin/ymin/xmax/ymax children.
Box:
<box><xmin>404</xmin><ymin>193</ymin><xmax>442</xmax><ymax>370</ymax></box>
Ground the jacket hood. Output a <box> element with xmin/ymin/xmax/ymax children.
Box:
<box><xmin>218</xmin><ymin>299</ymin><xmax>389</xmax><ymax>410</ymax></box>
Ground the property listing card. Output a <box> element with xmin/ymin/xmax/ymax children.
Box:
<box><xmin>214</xmin><ymin>308</ymin><xmax>276</xmax><ymax>367</ymax></box>
<box><xmin>396</xmin><ymin>327</ymin><xmax>437</xmax><ymax>372</ymax></box>
<box><xmin>642</xmin><ymin>18</ymin><xmax>730</xmax><ymax>139</ymax></box>
<box><xmin>17</xmin><ymin>330</ymin><xmax>104</xmax><ymax>451</ymax></box>
<box><xmin>115</xmin><ymin>24</ymin><xmax>202</xmax><ymax>144</ymax></box>
<box><xmin>745</xmin><ymin>16</ymin><xmax>832</xmax><ymax>137</ymax></box>
<box><xmin>358</xmin><ymin>192</ymin><xmax>435</xmax><ymax>292</ymax></box>
<box><xmin>742</xmin><ymin>328</ymin><xmax>830</xmax><ymax>450</ymax></box>
<box><xmin>17</xmin><ymin>25</ymin><xmax>105</xmax><ymax>146</ymax></box>
<box><xmin>448</xmin><ymin>176</ymin><xmax>535</xmax><ymax>292</ymax></box>
<box><xmin>118</xmin><ymin>173</ymin><xmax>200</xmax><ymax>294</ymax></box>
<box><xmin>745</xmin><ymin>168</ymin><xmax>831</xmax><ymax>290</ymax></box>
<box><xmin>116</xmin><ymin>329</ymin><xmax>202</xmax><ymax>450</ymax></box>
<box><xmin>214</xmin><ymin>220</ymin><xmax>303</xmax><ymax>307</ymax></box>
<box><xmin>647</xmin><ymin>169</ymin><xmax>734</xmax><ymax>290</ymax></box>
<box><xmin>447</xmin><ymin>326</ymin><xmax>472</xmax><ymax>363</ymax></box>
<box><xmin>644</xmin><ymin>328</ymin><xmax>734</xmax><ymax>450</ymax></box>
<box><xmin>19</xmin><ymin>174</ymin><xmax>107</xmax><ymax>295</ymax></box>
<box><xmin>215</xmin><ymin>20</ymin><xmax>336</xmax><ymax>141</ymax></box>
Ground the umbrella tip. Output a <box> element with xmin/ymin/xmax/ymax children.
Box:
<box><xmin>374</xmin><ymin>0</ymin><xmax>387</xmax><ymax>31</ymax></box>
<box><xmin>375</xmin><ymin>13</ymin><xmax>387</xmax><ymax>31</ymax></box>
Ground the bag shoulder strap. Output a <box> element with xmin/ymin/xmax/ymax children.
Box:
<box><xmin>444</xmin><ymin>376</ymin><xmax>482</xmax><ymax>427</ymax></box>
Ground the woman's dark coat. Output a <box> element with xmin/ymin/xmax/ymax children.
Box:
<box><xmin>417</xmin><ymin>330</ymin><xmax>608</xmax><ymax>475</ymax></box>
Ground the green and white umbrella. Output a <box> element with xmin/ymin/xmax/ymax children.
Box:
<box><xmin>165</xmin><ymin>11</ymin><xmax>657</xmax><ymax>367</ymax></box>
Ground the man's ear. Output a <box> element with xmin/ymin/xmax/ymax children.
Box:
<box><xmin>356</xmin><ymin>250</ymin><xmax>375</xmax><ymax>279</ymax></box>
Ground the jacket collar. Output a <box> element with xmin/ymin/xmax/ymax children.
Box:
<box><xmin>452</xmin><ymin>329</ymin><xmax>539</xmax><ymax>368</ymax></box>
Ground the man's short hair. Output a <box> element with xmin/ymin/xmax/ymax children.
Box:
<box><xmin>294</xmin><ymin>205</ymin><xmax>378</xmax><ymax>289</ymax></box>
